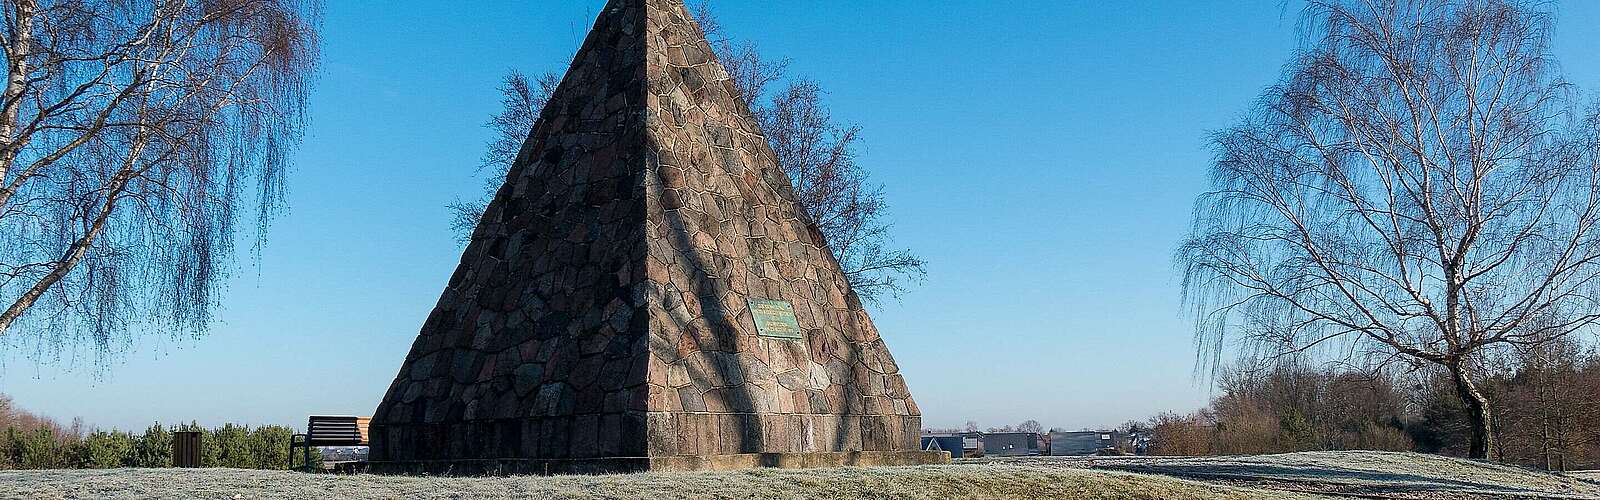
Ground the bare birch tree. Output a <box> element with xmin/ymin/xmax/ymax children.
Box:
<box><xmin>0</xmin><ymin>0</ymin><xmax>319</xmax><ymax>363</ymax></box>
<box><xmin>452</xmin><ymin>2</ymin><xmax>925</xmax><ymax>302</ymax></box>
<box><xmin>1179</xmin><ymin>0</ymin><xmax>1600</xmax><ymax>459</ymax></box>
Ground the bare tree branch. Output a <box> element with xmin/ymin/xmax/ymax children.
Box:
<box><xmin>0</xmin><ymin>0</ymin><xmax>321</xmax><ymax>367</ymax></box>
<box><xmin>1178</xmin><ymin>0</ymin><xmax>1598</xmax><ymax>459</ymax></box>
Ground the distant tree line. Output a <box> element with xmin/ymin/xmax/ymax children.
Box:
<box><xmin>924</xmin><ymin>419</ymin><xmax>1046</xmax><ymax>435</ymax></box>
<box><xmin>1141</xmin><ymin>338</ymin><xmax>1600</xmax><ymax>471</ymax></box>
<box><xmin>0</xmin><ymin>394</ymin><xmax>315</xmax><ymax>470</ymax></box>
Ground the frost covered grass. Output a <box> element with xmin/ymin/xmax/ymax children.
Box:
<box><xmin>1</xmin><ymin>463</ymin><xmax>1314</xmax><ymax>500</ymax></box>
<box><xmin>1048</xmin><ymin>451</ymin><xmax>1600</xmax><ymax>499</ymax></box>
<box><xmin>1109</xmin><ymin>451</ymin><xmax>1600</xmax><ymax>497</ymax></box>
<box><xmin>8</xmin><ymin>451</ymin><xmax>1589</xmax><ymax>499</ymax></box>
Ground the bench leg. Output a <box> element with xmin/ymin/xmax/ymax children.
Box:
<box><xmin>289</xmin><ymin>434</ymin><xmax>310</xmax><ymax>472</ymax></box>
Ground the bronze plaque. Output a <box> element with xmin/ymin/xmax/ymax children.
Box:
<box><xmin>748</xmin><ymin>299</ymin><xmax>802</xmax><ymax>340</ymax></box>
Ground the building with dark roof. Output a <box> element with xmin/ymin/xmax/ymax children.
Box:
<box><xmin>978</xmin><ymin>432</ymin><xmax>1040</xmax><ymax>456</ymax></box>
<box><xmin>1049</xmin><ymin>430</ymin><xmax>1128</xmax><ymax>456</ymax></box>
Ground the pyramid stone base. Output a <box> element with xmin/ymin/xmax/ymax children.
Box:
<box><xmin>368</xmin><ymin>411</ymin><xmax>946</xmax><ymax>475</ymax></box>
<box><xmin>370</xmin><ymin>450</ymin><xmax>949</xmax><ymax>476</ymax></box>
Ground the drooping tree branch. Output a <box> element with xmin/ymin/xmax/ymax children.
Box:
<box><xmin>1179</xmin><ymin>0</ymin><xmax>1600</xmax><ymax>459</ymax></box>
<box><xmin>0</xmin><ymin>0</ymin><xmax>320</xmax><ymax>367</ymax></box>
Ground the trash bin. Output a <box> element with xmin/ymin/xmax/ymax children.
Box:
<box><xmin>173</xmin><ymin>431</ymin><xmax>202</xmax><ymax>467</ymax></box>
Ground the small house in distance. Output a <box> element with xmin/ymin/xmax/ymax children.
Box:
<box><xmin>979</xmin><ymin>432</ymin><xmax>1041</xmax><ymax>456</ymax></box>
<box><xmin>1049</xmin><ymin>430</ymin><xmax>1128</xmax><ymax>456</ymax></box>
<box><xmin>920</xmin><ymin>433</ymin><xmax>984</xmax><ymax>458</ymax></box>
<box><xmin>920</xmin><ymin>436</ymin><xmax>962</xmax><ymax>458</ymax></box>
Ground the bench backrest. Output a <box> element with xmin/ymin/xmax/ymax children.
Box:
<box><xmin>305</xmin><ymin>415</ymin><xmax>368</xmax><ymax>446</ymax></box>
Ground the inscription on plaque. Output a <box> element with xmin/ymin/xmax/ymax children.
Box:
<box><xmin>747</xmin><ymin>299</ymin><xmax>802</xmax><ymax>340</ymax></box>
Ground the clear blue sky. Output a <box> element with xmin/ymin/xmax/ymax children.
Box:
<box><xmin>5</xmin><ymin>1</ymin><xmax>1600</xmax><ymax>433</ymax></box>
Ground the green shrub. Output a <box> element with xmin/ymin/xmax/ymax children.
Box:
<box><xmin>16</xmin><ymin>427</ymin><xmax>64</xmax><ymax>469</ymax></box>
<box><xmin>1277</xmin><ymin>411</ymin><xmax>1317</xmax><ymax>452</ymax></box>
<box><xmin>0</xmin><ymin>428</ymin><xmax>15</xmax><ymax>469</ymax></box>
<box><xmin>212</xmin><ymin>423</ymin><xmax>255</xmax><ymax>469</ymax></box>
<box><xmin>251</xmin><ymin>425</ymin><xmax>294</xmax><ymax>470</ymax></box>
<box><xmin>74</xmin><ymin>430</ymin><xmax>135</xmax><ymax>468</ymax></box>
<box><xmin>127</xmin><ymin>424</ymin><xmax>172</xmax><ymax>468</ymax></box>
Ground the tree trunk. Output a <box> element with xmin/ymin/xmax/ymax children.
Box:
<box><xmin>0</xmin><ymin>0</ymin><xmax>38</xmax><ymax>184</ymax></box>
<box><xmin>1450</xmin><ymin>363</ymin><xmax>1496</xmax><ymax>459</ymax></box>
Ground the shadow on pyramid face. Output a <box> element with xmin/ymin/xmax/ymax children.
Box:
<box><xmin>660</xmin><ymin>200</ymin><xmax>763</xmax><ymax>454</ymax></box>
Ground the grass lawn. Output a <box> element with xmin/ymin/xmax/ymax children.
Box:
<box><xmin>1089</xmin><ymin>451</ymin><xmax>1600</xmax><ymax>498</ymax></box>
<box><xmin>8</xmin><ymin>451</ymin><xmax>1597</xmax><ymax>499</ymax></box>
<box><xmin>984</xmin><ymin>451</ymin><xmax>1600</xmax><ymax>499</ymax></box>
<box><xmin>3</xmin><ymin>463</ymin><xmax>1317</xmax><ymax>500</ymax></box>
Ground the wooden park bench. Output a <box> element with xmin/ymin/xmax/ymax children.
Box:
<box><xmin>289</xmin><ymin>415</ymin><xmax>370</xmax><ymax>472</ymax></box>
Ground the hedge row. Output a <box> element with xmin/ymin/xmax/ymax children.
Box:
<box><xmin>0</xmin><ymin>422</ymin><xmax>319</xmax><ymax>470</ymax></box>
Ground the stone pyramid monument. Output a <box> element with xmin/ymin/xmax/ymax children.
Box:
<box><xmin>369</xmin><ymin>0</ymin><xmax>942</xmax><ymax>474</ymax></box>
